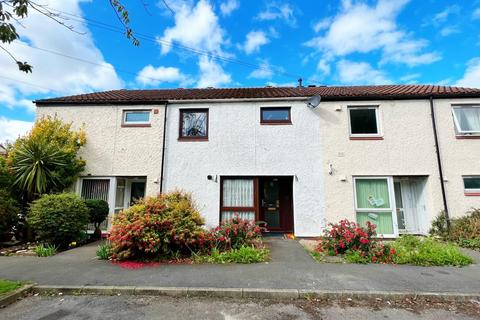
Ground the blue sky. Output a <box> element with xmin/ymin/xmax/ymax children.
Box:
<box><xmin>1</xmin><ymin>0</ymin><xmax>480</xmax><ymax>142</ymax></box>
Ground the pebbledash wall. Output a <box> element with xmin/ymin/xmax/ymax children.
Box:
<box><xmin>319</xmin><ymin>97</ymin><xmax>480</xmax><ymax>234</ymax></box>
<box><xmin>162</xmin><ymin>100</ymin><xmax>325</xmax><ymax>237</ymax></box>
<box><xmin>35</xmin><ymin>96</ymin><xmax>480</xmax><ymax>237</ymax></box>
<box><xmin>35</xmin><ymin>104</ymin><xmax>166</xmax><ymax>195</ymax></box>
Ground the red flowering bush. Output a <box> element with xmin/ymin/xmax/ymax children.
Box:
<box><xmin>317</xmin><ymin>219</ymin><xmax>376</xmax><ymax>255</ymax></box>
<box><xmin>316</xmin><ymin>219</ymin><xmax>396</xmax><ymax>264</ymax></box>
<box><xmin>210</xmin><ymin>215</ymin><xmax>263</xmax><ymax>251</ymax></box>
<box><xmin>108</xmin><ymin>191</ymin><xmax>208</xmax><ymax>260</ymax></box>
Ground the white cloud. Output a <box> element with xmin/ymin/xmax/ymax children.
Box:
<box><xmin>316</xmin><ymin>59</ymin><xmax>331</xmax><ymax>76</ymax></box>
<box><xmin>400</xmin><ymin>73</ymin><xmax>421</xmax><ymax>83</ymax></box>
<box><xmin>336</xmin><ymin>60</ymin><xmax>391</xmax><ymax>85</ymax></box>
<box><xmin>313</xmin><ymin>18</ymin><xmax>331</xmax><ymax>33</ymax></box>
<box><xmin>256</xmin><ymin>2</ymin><xmax>297</xmax><ymax>27</ymax></box>
<box><xmin>241</xmin><ymin>31</ymin><xmax>269</xmax><ymax>55</ymax></box>
<box><xmin>439</xmin><ymin>26</ymin><xmax>460</xmax><ymax>37</ymax></box>
<box><xmin>220</xmin><ymin>0</ymin><xmax>239</xmax><ymax>16</ymax></box>
<box><xmin>305</xmin><ymin>0</ymin><xmax>440</xmax><ymax>67</ymax></box>
<box><xmin>248</xmin><ymin>60</ymin><xmax>274</xmax><ymax>79</ymax></box>
<box><xmin>158</xmin><ymin>0</ymin><xmax>227</xmax><ymax>56</ymax></box>
<box><xmin>197</xmin><ymin>56</ymin><xmax>231</xmax><ymax>87</ymax></box>
<box><xmin>265</xmin><ymin>81</ymin><xmax>297</xmax><ymax>87</ymax></box>
<box><xmin>432</xmin><ymin>5</ymin><xmax>460</xmax><ymax>25</ymax></box>
<box><xmin>473</xmin><ymin>8</ymin><xmax>480</xmax><ymax>20</ymax></box>
<box><xmin>455</xmin><ymin>58</ymin><xmax>480</xmax><ymax>88</ymax></box>
<box><xmin>136</xmin><ymin>65</ymin><xmax>191</xmax><ymax>86</ymax></box>
<box><xmin>0</xmin><ymin>0</ymin><xmax>123</xmax><ymax>112</ymax></box>
<box><xmin>157</xmin><ymin>0</ymin><xmax>231</xmax><ymax>87</ymax></box>
<box><xmin>0</xmin><ymin>117</ymin><xmax>33</xmax><ymax>144</ymax></box>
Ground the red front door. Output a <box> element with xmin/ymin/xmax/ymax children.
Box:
<box><xmin>259</xmin><ymin>177</ymin><xmax>294</xmax><ymax>233</ymax></box>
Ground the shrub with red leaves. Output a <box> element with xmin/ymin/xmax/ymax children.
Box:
<box><xmin>108</xmin><ymin>191</ymin><xmax>208</xmax><ymax>261</ymax></box>
<box><xmin>317</xmin><ymin>219</ymin><xmax>376</xmax><ymax>255</ymax></box>
<box><xmin>210</xmin><ymin>215</ymin><xmax>262</xmax><ymax>251</ymax></box>
<box><xmin>316</xmin><ymin>219</ymin><xmax>396</xmax><ymax>263</ymax></box>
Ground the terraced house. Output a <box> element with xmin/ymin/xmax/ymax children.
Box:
<box><xmin>34</xmin><ymin>85</ymin><xmax>480</xmax><ymax>237</ymax></box>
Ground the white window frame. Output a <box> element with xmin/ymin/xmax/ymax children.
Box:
<box><xmin>122</xmin><ymin>110</ymin><xmax>151</xmax><ymax>125</ymax></box>
<box><xmin>452</xmin><ymin>105</ymin><xmax>480</xmax><ymax>135</ymax></box>
<box><xmin>353</xmin><ymin>176</ymin><xmax>398</xmax><ymax>237</ymax></box>
<box><xmin>463</xmin><ymin>175</ymin><xmax>480</xmax><ymax>194</ymax></box>
<box><xmin>348</xmin><ymin>106</ymin><xmax>382</xmax><ymax>138</ymax></box>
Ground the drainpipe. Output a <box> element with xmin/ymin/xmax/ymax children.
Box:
<box><xmin>159</xmin><ymin>102</ymin><xmax>168</xmax><ymax>194</ymax></box>
<box><xmin>429</xmin><ymin>96</ymin><xmax>451</xmax><ymax>230</ymax></box>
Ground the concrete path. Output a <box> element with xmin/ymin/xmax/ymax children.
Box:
<box><xmin>0</xmin><ymin>238</ymin><xmax>479</xmax><ymax>294</ymax></box>
<box><xmin>1</xmin><ymin>295</ymin><xmax>479</xmax><ymax>320</ymax></box>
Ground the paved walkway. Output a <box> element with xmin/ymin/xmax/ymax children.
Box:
<box><xmin>0</xmin><ymin>238</ymin><xmax>479</xmax><ymax>294</ymax></box>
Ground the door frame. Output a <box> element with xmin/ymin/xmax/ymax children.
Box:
<box><xmin>219</xmin><ymin>176</ymin><xmax>294</xmax><ymax>233</ymax></box>
<box><xmin>394</xmin><ymin>177</ymin><xmax>425</xmax><ymax>234</ymax></box>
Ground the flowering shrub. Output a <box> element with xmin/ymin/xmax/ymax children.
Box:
<box><xmin>210</xmin><ymin>216</ymin><xmax>262</xmax><ymax>251</ymax></box>
<box><xmin>317</xmin><ymin>219</ymin><xmax>377</xmax><ymax>256</ymax></box>
<box><xmin>108</xmin><ymin>191</ymin><xmax>208</xmax><ymax>260</ymax></box>
<box><xmin>316</xmin><ymin>219</ymin><xmax>396</xmax><ymax>264</ymax></box>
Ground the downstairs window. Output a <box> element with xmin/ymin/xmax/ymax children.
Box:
<box><xmin>354</xmin><ymin>177</ymin><xmax>395</xmax><ymax>236</ymax></box>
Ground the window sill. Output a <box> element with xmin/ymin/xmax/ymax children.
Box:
<box><xmin>260</xmin><ymin>121</ymin><xmax>292</xmax><ymax>125</ymax></box>
<box><xmin>465</xmin><ymin>192</ymin><xmax>480</xmax><ymax>196</ymax></box>
<box><xmin>121</xmin><ymin>124</ymin><xmax>151</xmax><ymax>128</ymax></box>
<box><xmin>178</xmin><ymin>137</ymin><xmax>209</xmax><ymax>142</ymax></box>
<box><xmin>350</xmin><ymin>136</ymin><xmax>384</xmax><ymax>140</ymax></box>
<box><xmin>456</xmin><ymin>135</ymin><xmax>480</xmax><ymax>139</ymax></box>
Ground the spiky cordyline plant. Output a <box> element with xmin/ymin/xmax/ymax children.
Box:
<box><xmin>12</xmin><ymin>140</ymin><xmax>66</xmax><ymax>196</ymax></box>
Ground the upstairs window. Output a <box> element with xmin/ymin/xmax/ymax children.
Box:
<box><xmin>122</xmin><ymin>110</ymin><xmax>151</xmax><ymax>126</ymax></box>
<box><xmin>179</xmin><ymin>109</ymin><xmax>208</xmax><ymax>140</ymax></box>
<box><xmin>463</xmin><ymin>176</ymin><xmax>480</xmax><ymax>195</ymax></box>
<box><xmin>452</xmin><ymin>106</ymin><xmax>480</xmax><ymax>135</ymax></box>
<box><xmin>348</xmin><ymin>106</ymin><xmax>381</xmax><ymax>137</ymax></box>
<box><xmin>260</xmin><ymin>107</ymin><xmax>291</xmax><ymax>124</ymax></box>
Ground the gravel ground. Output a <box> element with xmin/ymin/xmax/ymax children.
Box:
<box><xmin>1</xmin><ymin>294</ymin><xmax>479</xmax><ymax>320</ymax></box>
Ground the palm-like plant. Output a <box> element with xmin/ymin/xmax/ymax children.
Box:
<box><xmin>11</xmin><ymin>140</ymin><xmax>67</xmax><ymax>196</ymax></box>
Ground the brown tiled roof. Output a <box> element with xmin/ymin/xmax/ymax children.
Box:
<box><xmin>34</xmin><ymin>85</ymin><xmax>480</xmax><ymax>105</ymax></box>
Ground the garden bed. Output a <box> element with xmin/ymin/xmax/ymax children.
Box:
<box><xmin>302</xmin><ymin>219</ymin><xmax>474</xmax><ymax>267</ymax></box>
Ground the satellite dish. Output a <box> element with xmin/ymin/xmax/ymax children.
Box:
<box><xmin>307</xmin><ymin>95</ymin><xmax>321</xmax><ymax>109</ymax></box>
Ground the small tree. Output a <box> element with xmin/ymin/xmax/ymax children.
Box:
<box><xmin>0</xmin><ymin>157</ymin><xmax>14</xmax><ymax>191</ymax></box>
<box><xmin>85</xmin><ymin>199</ymin><xmax>109</xmax><ymax>239</ymax></box>
<box><xmin>29</xmin><ymin>193</ymin><xmax>89</xmax><ymax>248</ymax></box>
<box><xmin>8</xmin><ymin>116</ymin><xmax>86</xmax><ymax>198</ymax></box>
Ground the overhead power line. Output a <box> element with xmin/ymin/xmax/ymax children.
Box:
<box><xmin>43</xmin><ymin>6</ymin><xmax>321</xmax><ymax>85</ymax></box>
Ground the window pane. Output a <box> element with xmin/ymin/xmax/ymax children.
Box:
<box><xmin>181</xmin><ymin>111</ymin><xmax>207</xmax><ymax>137</ymax></box>
<box><xmin>355</xmin><ymin>179</ymin><xmax>390</xmax><ymax>209</ymax></box>
<box><xmin>357</xmin><ymin>211</ymin><xmax>394</xmax><ymax>235</ymax></box>
<box><xmin>221</xmin><ymin>211</ymin><xmax>255</xmax><ymax>222</ymax></box>
<box><xmin>115</xmin><ymin>178</ymin><xmax>125</xmax><ymax>208</ymax></box>
<box><xmin>454</xmin><ymin>108</ymin><xmax>480</xmax><ymax>133</ymax></box>
<box><xmin>464</xmin><ymin>177</ymin><xmax>480</xmax><ymax>190</ymax></box>
<box><xmin>261</xmin><ymin>108</ymin><xmax>290</xmax><ymax>121</ymax></box>
<box><xmin>81</xmin><ymin>179</ymin><xmax>110</xmax><ymax>201</ymax></box>
<box><xmin>350</xmin><ymin>108</ymin><xmax>378</xmax><ymax>134</ymax></box>
<box><xmin>223</xmin><ymin>179</ymin><xmax>254</xmax><ymax>207</ymax></box>
<box><xmin>125</xmin><ymin>111</ymin><xmax>150</xmax><ymax>123</ymax></box>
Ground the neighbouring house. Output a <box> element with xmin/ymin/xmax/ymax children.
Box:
<box><xmin>34</xmin><ymin>85</ymin><xmax>480</xmax><ymax>237</ymax></box>
<box><xmin>0</xmin><ymin>144</ymin><xmax>6</xmax><ymax>158</ymax></box>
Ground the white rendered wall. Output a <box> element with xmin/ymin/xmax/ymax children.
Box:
<box><xmin>35</xmin><ymin>104</ymin><xmax>165</xmax><ymax>196</ymax></box>
<box><xmin>163</xmin><ymin>101</ymin><xmax>325</xmax><ymax>237</ymax></box>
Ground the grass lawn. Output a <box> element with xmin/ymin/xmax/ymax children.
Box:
<box><xmin>0</xmin><ymin>279</ymin><xmax>22</xmax><ymax>295</ymax></box>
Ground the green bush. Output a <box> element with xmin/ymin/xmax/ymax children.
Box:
<box><xmin>108</xmin><ymin>191</ymin><xmax>207</xmax><ymax>260</ymax></box>
<box><xmin>33</xmin><ymin>244</ymin><xmax>57</xmax><ymax>257</ymax></box>
<box><xmin>195</xmin><ymin>245</ymin><xmax>269</xmax><ymax>264</ymax></box>
<box><xmin>96</xmin><ymin>243</ymin><xmax>112</xmax><ymax>260</ymax></box>
<box><xmin>85</xmin><ymin>199</ymin><xmax>109</xmax><ymax>239</ymax></box>
<box><xmin>344</xmin><ymin>250</ymin><xmax>370</xmax><ymax>264</ymax></box>
<box><xmin>28</xmin><ymin>193</ymin><xmax>89</xmax><ymax>248</ymax></box>
<box><xmin>392</xmin><ymin>235</ymin><xmax>472</xmax><ymax>267</ymax></box>
<box><xmin>430</xmin><ymin>209</ymin><xmax>480</xmax><ymax>250</ymax></box>
<box><xmin>0</xmin><ymin>189</ymin><xmax>20</xmax><ymax>241</ymax></box>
